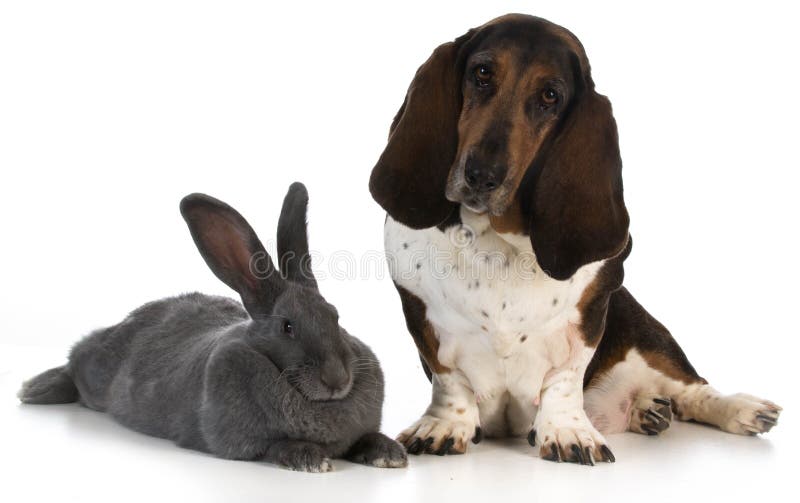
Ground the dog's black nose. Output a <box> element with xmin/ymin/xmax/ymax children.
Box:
<box><xmin>465</xmin><ymin>159</ymin><xmax>505</xmax><ymax>192</ymax></box>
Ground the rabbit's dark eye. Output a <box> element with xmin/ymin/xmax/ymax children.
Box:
<box><xmin>282</xmin><ymin>320</ymin><xmax>293</xmax><ymax>336</ymax></box>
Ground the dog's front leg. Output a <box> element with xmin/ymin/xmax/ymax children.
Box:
<box><xmin>397</xmin><ymin>371</ymin><xmax>480</xmax><ymax>455</ymax></box>
<box><xmin>531</xmin><ymin>326</ymin><xmax>614</xmax><ymax>465</ymax></box>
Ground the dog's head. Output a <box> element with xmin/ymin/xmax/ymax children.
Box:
<box><xmin>370</xmin><ymin>14</ymin><xmax>629</xmax><ymax>280</ymax></box>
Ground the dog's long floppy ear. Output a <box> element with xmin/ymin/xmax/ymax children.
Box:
<box><xmin>526</xmin><ymin>78</ymin><xmax>630</xmax><ymax>281</ymax></box>
<box><xmin>369</xmin><ymin>31</ymin><xmax>474</xmax><ymax>229</ymax></box>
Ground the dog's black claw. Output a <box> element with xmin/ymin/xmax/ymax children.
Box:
<box><xmin>472</xmin><ymin>426</ymin><xmax>483</xmax><ymax>444</ymax></box>
<box><xmin>653</xmin><ymin>398</ymin><xmax>671</xmax><ymax>406</ymax></box>
<box><xmin>527</xmin><ymin>429</ymin><xmax>537</xmax><ymax>447</ymax></box>
<box><xmin>757</xmin><ymin>421</ymin><xmax>775</xmax><ymax>433</ymax></box>
<box><xmin>584</xmin><ymin>446</ymin><xmax>595</xmax><ymax>466</ymax></box>
<box><xmin>447</xmin><ymin>444</ymin><xmax>462</xmax><ymax>455</ymax></box>
<box><xmin>756</xmin><ymin>414</ymin><xmax>777</xmax><ymax>425</ymax></box>
<box><xmin>645</xmin><ymin>410</ymin><xmax>662</xmax><ymax>422</ymax></box>
<box><xmin>407</xmin><ymin>438</ymin><xmax>423</xmax><ymax>455</ymax></box>
<box><xmin>600</xmin><ymin>445</ymin><xmax>615</xmax><ymax>463</ymax></box>
<box><xmin>435</xmin><ymin>438</ymin><xmax>455</xmax><ymax>456</ymax></box>
<box><xmin>542</xmin><ymin>443</ymin><xmax>562</xmax><ymax>462</ymax></box>
<box><xmin>571</xmin><ymin>444</ymin><xmax>585</xmax><ymax>465</ymax></box>
<box><xmin>654</xmin><ymin>403</ymin><xmax>673</xmax><ymax>420</ymax></box>
<box><xmin>422</xmin><ymin>437</ymin><xmax>435</xmax><ymax>451</ymax></box>
<box><xmin>642</xmin><ymin>425</ymin><xmax>658</xmax><ymax>436</ymax></box>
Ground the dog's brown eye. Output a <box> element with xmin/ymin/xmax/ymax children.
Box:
<box><xmin>541</xmin><ymin>88</ymin><xmax>559</xmax><ymax>105</ymax></box>
<box><xmin>474</xmin><ymin>65</ymin><xmax>492</xmax><ymax>86</ymax></box>
<box><xmin>282</xmin><ymin>320</ymin><xmax>293</xmax><ymax>335</ymax></box>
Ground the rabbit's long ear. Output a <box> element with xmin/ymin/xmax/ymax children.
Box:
<box><xmin>180</xmin><ymin>193</ymin><xmax>283</xmax><ymax>316</ymax></box>
<box><xmin>277</xmin><ymin>182</ymin><xmax>318</xmax><ymax>290</ymax></box>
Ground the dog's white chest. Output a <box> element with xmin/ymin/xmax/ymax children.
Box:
<box><xmin>385</xmin><ymin>209</ymin><xmax>602</xmax><ymax>403</ymax></box>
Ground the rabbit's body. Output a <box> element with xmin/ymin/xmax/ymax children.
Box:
<box><xmin>20</xmin><ymin>184</ymin><xmax>406</xmax><ymax>472</ymax></box>
<box><xmin>70</xmin><ymin>293</ymin><xmax>245</xmax><ymax>451</ymax></box>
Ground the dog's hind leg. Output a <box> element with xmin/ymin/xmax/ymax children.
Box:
<box><xmin>584</xmin><ymin>288</ymin><xmax>781</xmax><ymax>436</ymax></box>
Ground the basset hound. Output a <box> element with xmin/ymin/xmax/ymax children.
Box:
<box><xmin>369</xmin><ymin>14</ymin><xmax>781</xmax><ymax>465</ymax></box>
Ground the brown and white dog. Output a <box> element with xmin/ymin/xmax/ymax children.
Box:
<box><xmin>369</xmin><ymin>14</ymin><xmax>781</xmax><ymax>465</ymax></box>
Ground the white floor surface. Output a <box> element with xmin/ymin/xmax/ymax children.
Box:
<box><xmin>2</xmin><ymin>345</ymin><xmax>794</xmax><ymax>503</ymax></box>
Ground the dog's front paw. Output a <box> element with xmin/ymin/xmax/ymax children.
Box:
<box><xmin>347</xmin><ymin>432</ymin><xmax>408</xmax><ymax>468</ymax></box>
<box><xmin>397</xmin><ymin>415</ymin><xmax>476</xmax><ymax>455</ymax></box>
<box><xmin>531</xmin><ymin>414</ymin><xmax>614</xmax><ymax>465</ymax></box>
<box><xmin>716</xmin><ymin>393</ymin><xmax>781</xmax><ymax>435</ymax></box>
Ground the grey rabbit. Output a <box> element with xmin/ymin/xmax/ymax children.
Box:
<box><xmin>18</xmin><ymin>182</ymin><xmax>407</xmax><ymax>472</ymax></box>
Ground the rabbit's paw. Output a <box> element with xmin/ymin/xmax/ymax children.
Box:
<box><xmin>271</xmin><ymin>441</ymin><xmax>333</xmax><ymax>473</ymax></box>
<box><xmin>347</xmin><ymin>432</ymin><xmax>408</xmax><ymax>468</ymax></box>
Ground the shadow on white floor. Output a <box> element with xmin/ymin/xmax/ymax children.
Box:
<box><xmin>2</xmin><ymin>346</ymin><xmax>793</xmax><ymax>503</ymax></box>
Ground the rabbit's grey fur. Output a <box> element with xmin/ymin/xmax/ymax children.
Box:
<box><xmin>18</xmin><ymin>183</ymin><xmax>406</xmax><ymax>472</ymax></box>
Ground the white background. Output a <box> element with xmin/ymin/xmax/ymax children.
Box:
<box><xmin>1</xmin><ymin>1</ymin><xmax>798</xmax><ymax>501</ymax></box>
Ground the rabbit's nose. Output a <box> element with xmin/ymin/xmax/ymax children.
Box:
<box><xmin>320</xmin><ymin>360</ymin><xmax>349</xmax><ymax>392</ymax></box>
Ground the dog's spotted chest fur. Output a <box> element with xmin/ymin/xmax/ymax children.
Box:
<box><xmin>386</xmin><ymin>207</ymin><xmax>603</xmax><ymax>433</ymax></box>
